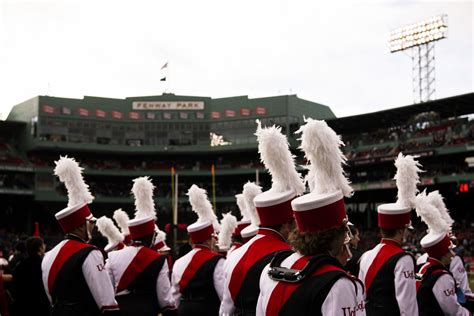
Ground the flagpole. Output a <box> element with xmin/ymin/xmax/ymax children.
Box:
<box><xmin>211</xmin><ymin>164</ymin><xmax>216</xmax><ymax>213</ymax></box>
<box><xmin>255</xmin><ymin>168</ymin><xmax>259</xmax><ymax>186</ymax></box>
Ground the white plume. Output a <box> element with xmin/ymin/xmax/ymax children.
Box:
<box><xmin>235</xmin><ymin>193</ymin><xmax>250</xmax><ymax>221</ymax></box>
<box><xmin>414</xmin><ymin>190</ymin><xmax>449</xmax><ymax>234</ymax></box>
<box><xmin>394</xmin><ymin>153</ymin><xmax>423</xmax><ymax>208</ymax></box>
<box><xmin>426</xmin><ymin>190</ymin><xmax>454</xmax><ymax>230</ymax></box>
<box><xmin>217</xmin><ymin>213</ymin><xmax>238</xmax><ymax>250</ymax></box>
<box><xmin>97</xmin><ymin>216</ymin><xmax>124</xmax><ymax>245</ymax></box>
<box><xmin>131</xmin><ymin>177</ymin><xmax>156</xmax><ymax>219</ymax></box>
<box><xmin>155</xmin><ymin>227</ymin><xmax>167</xmax><ymax>243</ymax></box>
<box><xmin>113</xmin><ymin>209</ymin><xmax>130</xmax><ymax>235</ymax></box>
<box><xmin>255</xmin><ymin>120</ymin><xmax>305</xmax><ymax>195</ymax></box>
<box><xmin>296</xmin><ymin>118</ymin><xmax>353</xmax><ymax>197</ymax></box>
<box><xmin>187</xmin><ymin>184</ymin><xmax>218</xmax><ymax>227</ymax></box>
<box><xmin>243</xmin><ymin>182</ymin><xmax>262</xmax><ymax>227</ymax></box>
<box><xmin>54</xmin><ymin>156</ymin><xmax>94</xmax><ymax>207</ymax></box>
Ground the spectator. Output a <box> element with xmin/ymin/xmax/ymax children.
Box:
<box><xmin>11</xmin><ymin>237</ymin><xmax>50</xmax><ymax>316</ymax></box>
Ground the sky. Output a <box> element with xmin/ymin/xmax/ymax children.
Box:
<box><xmin>0</xmin><ymin>0</ymin><xmax>472</xmax><ymax>119</ymax></box>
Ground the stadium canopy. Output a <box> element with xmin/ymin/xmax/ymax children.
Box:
<box><xmin>326</xmin><ymin>93</ymin><xmax>474</xmax><ymax>135</ymax></box>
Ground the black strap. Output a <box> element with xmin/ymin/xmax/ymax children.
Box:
<box><xmin>268</xmin><ymin>253</ymin><xmax>343</xmax><ymax>284</ymax></box>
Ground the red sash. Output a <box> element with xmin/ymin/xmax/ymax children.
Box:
<box><xmin>266</xmin><ymin>256</ymin><xmax>345</xmax><ymax>316</ymax></box>
<box><xmin>364</xmin><ymin>240</ymin><xmax>403</xmax><ymax>292</ymax></box>
<box><xmin>178</xmin><ymin>247</ymin><xmax>220</xmax><ymax>292</ymax></box>
<box><xmin>117</xmin><ymin>247</ymin><xmax>163</xmax><ymax>292</ymax></box>
<box><xmin>48</xmin><ymin>240</ymin><xmax>92</xmax><ymax>294</ymax></box>
<box><xmin>228</xmin><ymin>230</ymin><xmax>290</xmax><ymax>301</ymax></box>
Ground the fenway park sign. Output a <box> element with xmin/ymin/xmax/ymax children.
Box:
<box><xmin>132</xmin><ymin>101</ymin><xmax>204</xmax><ymax>110</ymax></box>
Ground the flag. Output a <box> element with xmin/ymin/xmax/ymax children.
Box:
<box><xmin>42</xmin><ymin>105</ymin><xmax>54</xmax><ymax>114</ymax></box>
<box><xmin>161</xmin><ymin>62</ymin><xmax>168</xmax><ymax>70</ymax></box>
<box><xmin>78</xmin><ymin>108</ymin><xmax>89</xmax><ymax>116</ymax></box>
<box><xmin>161</xmin><ymin>77</ymin><xmax>166</xmax><ymax>81</ymax></box>
<box><xmin>96</xmin><ymin>109</ymin><xmax>106</xmax><ymax>118</ymax></box>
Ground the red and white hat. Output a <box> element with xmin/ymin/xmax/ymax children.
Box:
<box><xmin>416</xmin><ymin>190</ymin><xmax>453</xmax><ymax>259</ymax></box>
<box><xmin>186</xmin><ymin>184</ymin><xmax>218</xmax><ymax>244</ymax></box>
<box><xmin>96</xmin><ymin>216</ymin><xmax>125</xmax><ymax>252</ymax></box>
<box><xmin>421</xmin><ymin>231</ymin><xmax>452</xmax><ymax>259</ymax></box>
<box><xmin>378</xmin><ymin>153</ymin><xmax>422</xmax><ymax>229</ymax></box>
<box><xmin>253</xmin><ymin>120</ymin><xmax>305</xmax><ymax>227</ymax></box>
<box><xmin>113</xmin><ymin>209</ymin><xmax>132</xmax><ymax>245</ymax></box>
<box><xmin>291</xmin><ymin>119</ymin><xmax>353</xmax><ymax>233</ymax></box>
<box><xmin>234</xmin><ymin>193</ymin><xmax>251</xmax><ymax>237</ymax></box>
<box><xmin>53</xmin><ymin>156</ymin><xmax>95</xmax><ymax>233</ymax></box>
<box><xmin>128</xmin><ymin>177</ymin><xmax>157</xmax><ymax>240</ymax></box>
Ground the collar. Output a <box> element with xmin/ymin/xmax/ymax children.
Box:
<box><xmin>65</xmin><ymin>233</ymin><xmax>88</xmax><ymax>244</ymax></box>
<box><xmin>193</xmin><ymin>244</ymin><xmax>211</xmax><ymax>250</ymax></box>
<box><xmin>381</xmin><ymin>238</ymin><xmax>402</xmax><ymax>247</ymax></box>
<box><xmin>258</xmin><ymin>227</ymin><xmax>286</xmax><ymax>242</ymax></box>
<box><xmin>427</xmin><ymin>257</ymin><xmax>445</xmax><ymax>267</ymax></box>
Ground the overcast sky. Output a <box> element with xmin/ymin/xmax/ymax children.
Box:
<box><xmin>0</xmin><ymin>0</ymin><xmax>472</xmax><ymax>119</ymax></box>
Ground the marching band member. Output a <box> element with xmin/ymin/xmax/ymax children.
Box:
<box><xmin>41</xmin><ymin>156</ymin><xmax>120</xmax><ymax>315</ymax></box>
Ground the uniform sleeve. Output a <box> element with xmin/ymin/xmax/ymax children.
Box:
<box><xmin>255</xmin><ymin>263</ymin><xmax>271</xmax><ymax>316</ymax></box>
<box><xmin>450</xmin><ymin>255</ymin><xmax>472</xmax><ymax>295</ymax></box>
<box><xmin>321</xmin><ymin>277</ymin><xmax>366</xmax><ymax>315</ymax></box>
<box><xmin>170</xmin><ymin>265</ymin><xmax>182</xmax><ymax>308</ymax></box>
<box><xmin>213</xmin><ymin>258</ymin><xmax>225</xmax><ymax>301</ymax></box>
<box><xmin>156</xmin><ymin>260</ymin><xmax>177</xmax><ymax>311</ymax></box>
<box><xmin>219</xmin><ymin>262</ymin><xmax>235</xmax><ymax>316</ymax></box>
<box><xmin>394</xmin><ymin>255</ymin><xmax>418</xmax><ymax>315</ymax></box>
<box><xmin>104</xmin><ymin>258</ymin><xmax>116</xmax><ymax>291</ymax></box>
<box><xmin>82</xmin><ymin>250</ymin><xmax>120</xmax><ymax>313</ymax></box>
<box><xmin>433</xmin><ymin>274</ymin><xmax>471</xmax><ymax>316</ymax></box>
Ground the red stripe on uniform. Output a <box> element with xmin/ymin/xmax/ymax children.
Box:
<box><xmin>364</xmin><ymin>240</ymin><xmax>403</xmax><ymax>292</ymax></box>
<box><xmin>178</xmin><ymin>247</ymin><xmax>220</xmax><ymax>292</ymax></box>
<box><xmin>266</xmin><ymin>256</ymin><xmax>345</xmax><ymax>316</ymax></box>
<box><xmin>47</xmin><ymin>240</ymin><xmax>92</xmax><ymax>294</ymax></box>
<box><xmin>117</xmin><ymin>247</ymin><xmax>162</xmax><ymax>292</ymax></box>
<box><xmin>228</xmin><ymin>229</ymin><xmax>290</xmax><ymax>301</ymax></box>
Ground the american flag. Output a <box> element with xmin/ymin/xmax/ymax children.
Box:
<box><xmin>240</xmin><ymin>108</ymin><xmax>251</xmax><ymax>116</ymax></box>
<box><xmin>42</xmin><ymin>105</ymin><xmax>54</xmax><ymax>114</ymax></box>
<box><xmin>96</xmin><ymin>109</ymin><xmax>106</xmax><ymax>118</ymax></box>
<box><xmin>112</xmin><ymin>111</ymin><xmax>123</xmax><ymax>119</ymax></box>
<box><xmin>78</xmin><ymin>108</ymin><xmax>89</xmax><ymax>116</ymax></box>
<box><xmin>129</xmin><ymin>112</ymin><xmax>140</xmax><ymax>120</ymax></box>
<box><xmin>163</xmin><ymin>112</ymin><xmax>172</xmax><ymax>120</ymax></box>
<box><xmin>256</xmin><ymin>106</ymin><xmax>267</xmax><ymax>115</ymax></box>
<box><xmin>211</xmin><ymin>111</ymin><xmax>221</xmax><ymax>119</ymax></box>
<box><xmin>225</xmin><ymin>110</ymin><xmax>236</xmax><ymax>118</ymax></box>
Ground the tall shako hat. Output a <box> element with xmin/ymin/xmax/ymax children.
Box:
<box><xmin>128</xmin><ymin>177</ymin><xmax>157</xmax><ymax>240</ymax></box>
<box><xmin>234</xmin><ymin>193</ymin><xmax>251</xmax><ymax>237</ymax></box>
<box><xmin>54</xmin><ymin>156</ymin><xmax>95</xmax><ymax>233</ymax></box>
<box><xmin>187</xmin><ymin>184</ymin><xmax>218</xmax><ymax>244</ymax></box>
<box><xmin>377</xmin><ymin>153</ymin><xmax>422</xmax><ymax>229</ymax></box>
<box><xmin>416</xmin><ymin>190</ymin><xmax>453</xmax><ymax>259</ymax></box>
<box><xmin>153</xmin><ymin>227</ymin><xmax>170</xmax><ymax>252</ymax></box>
<box><xmin>291</xmin><ymin>119</ymin><xmax>353</xmax><ymax>232</ymax></box>
<box><xmin>217</xmin><ymin>213</ymin><xmax>238</xmax><ymax>251</ymax></box>
<box><xmin>240</xmin><ymin>182</ymin><xmax>263</xmax><ymax>240</ymax></box>
<box><xmin>253</xmin><ymin>120</ymin><xmax>305</xmax><ymax>226</ymax></box>
<box><xmin>97</xmin><ymin>216</ymin><xmax>125</xmax><ymax>252</ymax></box>
<box><xmin>113</xmin><ymin>209</ymin><xmax>132</xmax><ymax>245</ymax></box>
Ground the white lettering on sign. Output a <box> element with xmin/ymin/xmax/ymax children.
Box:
<box><xmin>132</xmin><ymin>101</ymin><xmax>205</xmax><ymax>110</ymax></box>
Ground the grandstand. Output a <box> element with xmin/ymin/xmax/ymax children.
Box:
<box><xmin>0</xmin><ymin>93</ymin><xmax>473</xmax><ymax>253</ymax></box>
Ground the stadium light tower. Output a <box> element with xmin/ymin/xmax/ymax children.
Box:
<box><xmin>388</xmin><ymin>15</ymin><xmax>448</xmax><ymax>104</ymax></box>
